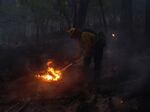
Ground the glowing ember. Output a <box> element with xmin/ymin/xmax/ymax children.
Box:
<box><xmin>112</xmin><ymin>32</ymin><xmax>118</xmax><ymax>40</ymax></box>
<box><xmin>112</xmin><ymin>33</ymin><xmax>115</xmax><ymax>37</ymax></box>
<box><xmin>35</xmin><ymin>60</ymin><xmax>73</xmax><ymax>82</ymax></box>
<box><xmin>37</xmin><ymin>74</ymin><xmax>53</xmax><ymax>81</ymax></box>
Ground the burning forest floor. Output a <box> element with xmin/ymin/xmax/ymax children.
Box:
<box><xmin>0</xmin><ymin>33</ymin><xmax>149</xmax><ymax>112</ymax></box>
<box><xmin>0</xmin><ymin>66</ymin><xmax>140</xmax><ymax>112</ymax></box>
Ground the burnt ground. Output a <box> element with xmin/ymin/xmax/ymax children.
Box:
<box><xmin>0</xmin><ymin>33</ymin><xmax>149</xmax><ymax>112</ymax></box>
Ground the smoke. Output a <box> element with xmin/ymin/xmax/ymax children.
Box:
<box><xmin>62</xmin><ymin>36</ymin><xmax>81</xmax><ymax>62</ymax></box>
<box><xmin>102</xmin><ymin>31</ymin><xmax>150</xmax><ymax>98</ymax></box>
<box><xmin>122</xmin><ymin>48</ymin><xmax>150</xmax><ymax>97</ymax></box>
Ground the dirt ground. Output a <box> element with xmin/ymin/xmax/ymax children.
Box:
<box><xmin>0</xmin><ymin>33</ymin><xmax>146</xmax><ymax>112</ymax></box>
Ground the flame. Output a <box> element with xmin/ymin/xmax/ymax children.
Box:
<box><xmin>37</xmin><ymin>74</ymin><xmax>53</xmax><ymax>81</ymax></box>
<box><xmin>36</xmin><ymin>61</ymin><xmax>62</xmax><ymax>82</ymax></box>
<box><xmin>47</xmin><ymin>68</ymin><xmax>61</xmax><ymax>81</ymax></box>
<box><xmin>35</xmin><ymin>60</ymin><xmax>73</xmax><ymax>82</ymax></box>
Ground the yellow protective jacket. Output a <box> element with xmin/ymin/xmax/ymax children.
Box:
<box><xmin>80</xmin><ymin>31</ymin><xmax>97</xmax><ymax>55</ymax></box>
<box><xmin>68</xmin><ymin>28</ymin><xmax>97</xmax><ymax>57</ymax></box>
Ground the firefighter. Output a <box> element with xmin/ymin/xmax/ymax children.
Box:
<box><xmin>67</xmin><ymin>27</ymin><xmax>106</xmax><ymax>74</ymax></box>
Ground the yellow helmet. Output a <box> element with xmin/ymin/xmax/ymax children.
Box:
<box><xmin>67</xmin><ymin>27</ymin><xmax>76</xmax><ymax>34</ymax></box>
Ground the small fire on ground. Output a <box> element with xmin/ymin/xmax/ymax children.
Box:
<box><xmin>35</xmin><ymin>61</ymin><xmax>72</xmax><ymax>82</ymax></box>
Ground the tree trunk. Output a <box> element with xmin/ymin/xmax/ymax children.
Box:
<box><xmin>41</xmin><ymin>18</ymin><xmax>49</xmax><ymax>38</ymax></box>
<box><xmin>120</xmin><ymin>0</ymin><xmax>135</xmax><ymax>56</ymax></box>
<box><xmin>72</xmin><ymin>0</ymin><xmax>78</xmax><ymax>27</ymax></box>
<box><xmin>63</xmin><ymin>12</ymin><xmax>72</xmax><ymax>28</ymax></box>
<box><xmin>145</xmin><ymin>0</ymin><xmax>150</xmax><ymax>36</ymax></box>
<box><xmin>121</xmin><ymin>0</ymin><xmax>133</xmax><ymax>34</ymax></box>
<box><xmin>57</xmin><ymin>0</ymin><xmax>71</xmax><ymax>28</ymax></box>
<box><xmin>35</xmin><ymin>22</ymin><xmax>40</xmax><ymax>42</ymax></box>
<box><xmin>73</xmin><ymin>0</ymin><xmax>90</xmax><ymax>29</ymax></box>
<box><xmin>98</xmin><ymin>0</ymin><xmax>107</xmax><ymax>32</ymax></box>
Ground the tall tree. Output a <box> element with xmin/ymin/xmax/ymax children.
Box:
<box><xmin>145</xmin><ymin>0</ymin><xmax>150</xmax><ymax>36</ymax></box>
<box><xmin>73</xmin><ymin>0</ymin><xmax>90</xmax><ymax>28</ymax></box>
<box><xmin>121</xmin><ymin>0</ymin><xmax>133</xmax><ymax>34</ymax></box>
<box><xmin>98</xmin><ymin>0</ymin><xmax>107</xmax><ymax>32</ymax></box>
<box><xmin>19</xmin><ymin>0</ymin><xmax>54</xmax><ymax>41</ymax></box>
<box><xmin>77</xmin><ymin>0</ymin><xmax>89</xmax><ymax>28</ymax></box>
<box><xmin>69</xmin><ymin>0</ymin><xmax>77</xmax><ymax>27</ymax></box>
<box><xmin>57</xmin><ymin>0</ymin><xmax>71</xmax><ymax>28</ymax></box>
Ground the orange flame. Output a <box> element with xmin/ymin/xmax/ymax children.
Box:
<box><xmin>36</xmin><ymin>61</ymin><xmax>62</xmax><ymax>82</ymax></box>
<box><xmin>35</xmin><ymin>60</ymin><xmax>73</xmax><ymax>82</ymax></box>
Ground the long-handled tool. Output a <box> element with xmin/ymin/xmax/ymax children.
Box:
<box><xmin>61</xmin><ymin>63</ymin><xmax>73</xmax><ymax>72</ymax></box>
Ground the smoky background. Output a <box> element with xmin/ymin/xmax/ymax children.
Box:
<box><xmin>0</xmin><ymin>0</ymin><xmax>149</xmax><ymax>99</ymax></box>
